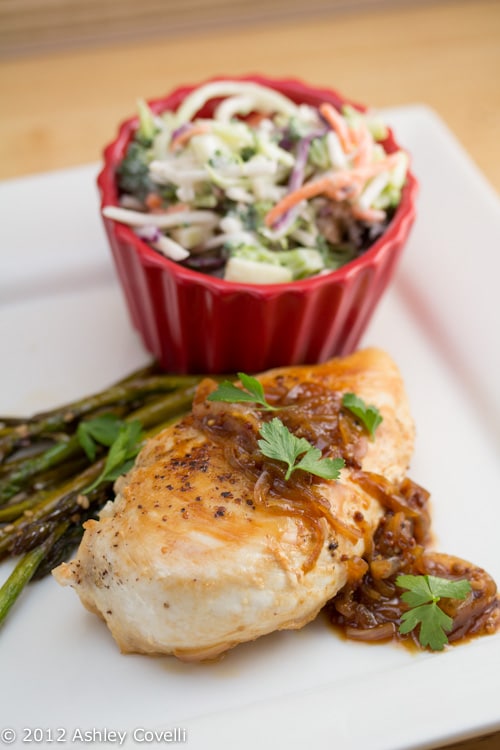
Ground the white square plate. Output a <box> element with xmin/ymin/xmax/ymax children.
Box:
<box><xmin>0</xmin><ymin>105</ymin><xmax>499</xmax><ymax>750</ymax></box>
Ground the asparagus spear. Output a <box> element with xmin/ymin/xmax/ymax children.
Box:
<box><xmin>0</xmin><ymin>383</ymin><xmax>199</xmax><ymax>552</ymax></box>
<box><xmin>0</xmin><ymin>522</ymin><xmax>69</xmax><ymax>627</ymax></box>
<box><xmin>31</xmin><ymin>522</ymin><xmax>87</xmax><ymax>580</ymax></box>
<box><xmin>0</xmin><ymin>366</ymin><xmax>218</xmax><ymax>629</ymax></box>
<box><xmin>0</xmin><ymin>436</ymin><xmax>83</xmax><ymax>504</ymax></box>
<box><xmin>0</xmin><ymin>383</ymin><xmax>199</xmax><ymax>504</ymax></box>
<box><xmin>0</xmin><ymin>361</ymin><xmax>160</xmax><ymax>431</ymax></box>
<box><xmin>0</xmin><ymin>373</ymin><xmax>200</xmax><ymax>462</ymax></box>
<box><xmin>129</xmin><ymin>384</ymin><xmax>198</xmax><ymax>430</ymax></box>
<box><xmin>0</xmin><ymin>459</ymin><xmax>106</xmax><ymax>557</ymax></box>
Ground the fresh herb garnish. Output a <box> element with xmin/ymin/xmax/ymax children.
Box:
<box><xmin>208</xmin><ymin>373</ymin><xmax>347</xmax><ymax>481</ymax></box>
<box><xmin>342</xmin><ymin>392</ymin><xmax>382</xmax><ymax>438</ymax></box>
<box><xmin>77</xmin><ymin>413</ymin><xmax>126</xmax><ymax>462</ymax></box>
<box><xmin>396</xmin><ymin>574</ymin><xmax>472</xmax><ymax>651</ymax></box>
<box><xmin>83</xmin><ymin>420</ymin><xmax>144</xmax><ymax>494</ymax></box>
<box><xmin>258</xmin><ymin>417</ymin><xmax>345</xmax><ymax>481</ymax></box>
<box><xmin>207</xmin><ymin>373</ymin><xmax>278</xmax><ymax>411</ymax></box>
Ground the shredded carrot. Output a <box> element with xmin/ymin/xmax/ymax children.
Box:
<box><xmin>322</xmin><ymin>172</ymin><xmax>362</xmax><ymax>202</ymax></box>
<box><xmin>169</xmin><ymin>123</ymin><xmax>211</xmax><ymax>152</ymax></box>
<box><xmin>265</xmin><ymin>153</ymin><xmax>399</xmax><ymax>228</ymax></box>
<box><xmin>264</xmin><ymin>171</ymin><xmax>362</xmax><ymax>227</ymax></box>
<box><xmin>351</xmin><ymin>124</ymin><xmax>374</xmax><ymax>168</ymax></box>
<box><xmin>319</xmin><ymin>102</ymin><xmax>355</xmax><ymax>153</ymax></box>
<box><xmin>264</xmin><ymin>178</ymin><xmax>331</xmax><ymax>227</ymax></box>
<box><xmin>245</xmin><ymin>111</ymin><xmax>269</xmax><ymax>127</ymax></box>
<box><xmin>145</xmin><ymin>193</ymin><xmax>163</xmax><ymax>211</ymax></box>
<box><xmin>352</xmin><ymin>151</ymin><xmax>400</xmax><ymax>182</ymax></box>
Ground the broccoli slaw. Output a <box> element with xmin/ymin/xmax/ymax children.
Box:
<box><xmin>103</xmin><ymin>80</ymin><xmax>409</xmax><ymax>284</ymax></box>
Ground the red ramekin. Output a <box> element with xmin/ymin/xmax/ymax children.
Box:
<box><xmin>98</xmin><ymin>75</ymin><xmax>417</xmax><ymax>374</ymax></box>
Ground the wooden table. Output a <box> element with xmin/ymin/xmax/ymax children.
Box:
<box><xmin>0</xmin><ymin>2</ymin><xmax>499</xmax><ymax>747</ymax></box>
<box><xmin>1</xmin><ymin>0</ymin><xmax>499</xmax><ymax>191</ymax></box>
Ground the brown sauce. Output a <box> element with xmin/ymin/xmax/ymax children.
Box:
<box><xmin>194</xmin><ymin>376</ymin><xmax>500</xmax><ymax>649</ymax></box>
<box><xmin>326</xmin><ymin>480</ymin><xmax>500</xmax><ymax>648</ymax></box>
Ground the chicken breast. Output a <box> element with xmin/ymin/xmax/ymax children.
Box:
<box><xmin>53</xmin><ymin>348</ymin><xmax>415</xmax><ymax>661</ymax></box>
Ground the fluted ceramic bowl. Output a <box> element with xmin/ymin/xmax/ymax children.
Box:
<box><xmin>98</xmin><ymin>75</ymin><xmax>417</xmax><ymax>373</ymax></box>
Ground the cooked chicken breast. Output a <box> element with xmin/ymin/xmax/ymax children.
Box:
<box><xmin>53</xmin><ymin>348</ymin><xmax>415</xmax><ymax>661</ymax></box>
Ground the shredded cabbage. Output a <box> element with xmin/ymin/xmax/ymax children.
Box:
<box><xmin>107</xmin><ymin>80</ymin><xmax>409</xmax><ymax>283</ymax></box>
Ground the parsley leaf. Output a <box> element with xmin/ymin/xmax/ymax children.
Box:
<box><xmin>206</xmin><ymin>373</ymin><xmax>345</xmax><ymax>481</ymax></box>
<box><xmin>399</xmin><ymin>602</ymin><xmax>453</xmax><ymax>651</ymax></box>
<box><xmin>342</xmin><ymin>392</ymin><xmax>383</xmax><ymax>438</ymax></box>
<box><xmin>295</xmin><ymin>447</ymin><xmax>346</xmax><ymax>481</ymax></box>
<box><xmin>258</xmin><ymin>418</ymin><xmax>345</xmax><ymax>481</ymax></box>
<box><xmin>77</xmin><ymin>413</ymin><xmax>125</xmax><ymax>462</ymax></box>
<box><xmin>396</xmin><ymin>574</ymin><xmax>472</xmax><ymax>651</ymax></box>
<box><xmin>207</xmin><ymin>373</ymin><xmax>277</xmax><ymax>411</ymax></box>
<box><xmin>83</xmin><ymin>420</ymin><xmax>144</xmax><ymax>494</ymax></box>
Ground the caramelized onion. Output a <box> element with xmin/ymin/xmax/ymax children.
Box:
<box><xmin>345</xmin><ymin>622</ymin><xmax>396</xmax><ymax>641</ymax></box>
<box><xmin>370</xmin><ymin>556</ymin><xmax>401</xmax><ymax>580</ymax></box>
<box><xmin>420</xmin><ymin>552</ymin><xmax>500</xmax><ymax>642</ymax></box>
<box><xmin>352</xmin><ymin>471</ymin><xmax>431</xmax><ymax>545</ymax></box>
<box><xmin>253</xmin><ymin>469</ymin><xmax>272</xmax><ymax>506</ymax></box>
<box><xmin>194</xmin><ymin>375</ymin><xmax>499</xmax><ymax>648</ymax></box>
<box><xmin>328</xmin><ymin>513</ymin><xmax>500</xmax><ymax>648</ymax></box>
<box><xmin>195</xmin><ymin>376</ymin><xmax>369</xmax><ymax>569</ymax></box>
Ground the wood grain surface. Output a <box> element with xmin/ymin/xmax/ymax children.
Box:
<box><xmin>0</xmin><ymin>0</ymin><xmax>461</xmax><ymax>58</ymax></box>
<box><xmin>0</xmin><ymin>1</ymin><xmax>499</xmax><ymax>193</ymax></box>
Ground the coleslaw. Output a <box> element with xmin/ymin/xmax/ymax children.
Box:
<box><xmin>103</xmin><ymin>80</ymin><xmax>409</xmax><ymax>284</ymax></box>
